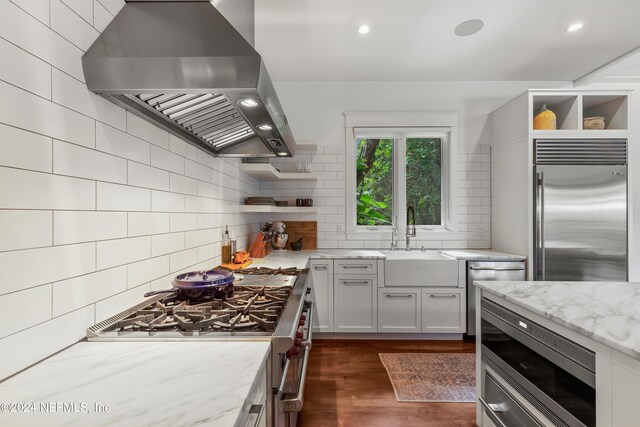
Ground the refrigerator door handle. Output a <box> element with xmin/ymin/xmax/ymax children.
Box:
<box><xmin>535</xmin><ymin>171</ymin><xmax>545</xmax><ymax>281</ymax></box>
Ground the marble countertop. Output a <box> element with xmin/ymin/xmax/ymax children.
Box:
<box><xmin>248</xmin><ymin>248</ymin><xmax>524</xmax><ymax>269</ymax></box>
<box><xmin>248</xmin><ymin>249</ymin><xmax>386</xmax><ymax>269</ymax></box>
<box><xmin>0</xmin><ymin>341</ymin><xmax>270</xmax><ymax>427</ymax></box>
<box><xmin>441</xmin><ymin>249</ymin><xmax>526</xmax><ymax>260</ymax></box>
<box><xmin>476</xmin><ymin>281</ymin><xmax>640</xmax><ymax>360</ymax></box>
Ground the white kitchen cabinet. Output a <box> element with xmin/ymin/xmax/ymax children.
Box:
<box><xmin>421</xmin><ymin>288</ymin><xmax>465</xmax><ymax>333</ymax></box>
<box><xmin>309</xmin><ymin>260</ymin><xmax>334</xmax><ymax>333</ymax></box>
<box><xmin>334</xmin><ymin>275</ymin><xmax>377</xmax><ymax>332</ymax></box>
<box><xmin>334</xmin><ymin>259</ymin><xmax>378</xmax><ymax>275</ymax></box>
<box><xmin>611</xmin><ymin>350</ymin><xmax>640</xmax><ymax>427</ymax></box>
<box><xmin>377</xmin><ymin>287</ymin><xmax>421</xmax><ymax>333</ymax></box>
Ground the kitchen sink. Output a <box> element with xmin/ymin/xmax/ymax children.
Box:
<box><xmin>382</xmin><ymin>250</ymin><xmax>460</xmax><ymax>287</ymax></box>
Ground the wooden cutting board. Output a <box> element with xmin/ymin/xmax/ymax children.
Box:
<box><xmin>285</xmin><ymin>221</ymin><xmax>317</xmax><ymax>250</ymax></box>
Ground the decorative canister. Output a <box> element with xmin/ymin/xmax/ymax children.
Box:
<box><xmin>533</xmin><ymin>104</ymin><xmax>556</xmax><ymax>130</ymax></box>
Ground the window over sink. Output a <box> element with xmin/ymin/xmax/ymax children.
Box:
<box><xmin>345</xmin><ymin>113</ymin><xmax>460</xmax><ymax>241</ymax></box>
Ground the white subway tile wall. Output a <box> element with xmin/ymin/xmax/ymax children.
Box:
<box><xmin>0</xmin><ymin>1</ymin><xmax>260</xmax><ymax>380</ymax></box>
<box><xmin>261</xmin><ymin>144</ymin><xmax>491</xmax><ymax>249</ymax></box>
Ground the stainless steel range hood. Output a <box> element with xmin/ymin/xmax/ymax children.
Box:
<box><xmin>82</xmin><ymin>0</ymin><xmax>296</xmax><ymax>157</ymax></box>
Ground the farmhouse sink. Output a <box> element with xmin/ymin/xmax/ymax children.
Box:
<box><xmin>382</xmin><ymin>250</ymin><xmax>460</xmax><ymax>287</ymax></box>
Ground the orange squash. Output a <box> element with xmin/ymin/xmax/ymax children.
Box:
<box><xmin>533</xmin><ymin>104</ymin><xmax>556</xmax><ymax>130</ymax></box>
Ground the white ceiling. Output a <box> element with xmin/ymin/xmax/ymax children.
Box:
<box><xmin>254</xmin><ymin>0</ymin><xmax>640</xmax><ymax>81</ymax></box>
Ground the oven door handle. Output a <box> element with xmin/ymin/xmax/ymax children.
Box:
<box><xmin>302</xmin><ymin>300</ymin><xmax>313</xmax><ymax>349</ymax></box>
<box><xmin>280</xmin><ymin>345</ymin><xmax>311</xmax><ymax>413</ymax></box>
<box><xmin>478</xmin><ymin>397</ymin><xmax>509</xmax><ymax>427</ymax></box>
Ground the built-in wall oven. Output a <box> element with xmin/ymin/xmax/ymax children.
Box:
<box><xmin>480</xmin><ymin>298</ymin><xmax>596</xmax><ymax>427</ymax></box>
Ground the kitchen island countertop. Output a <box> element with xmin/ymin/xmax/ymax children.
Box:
<box><xmin>476</xmin><ymin>280</ymin><xmax>640</xmax><ymax>360</ymax></box>
<box><xmin>0</xmin><ymin>341</ymin><xmax>270</xmax><ymax>427</ymax></box>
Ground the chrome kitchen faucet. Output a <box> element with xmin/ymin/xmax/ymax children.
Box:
<box><xmin>406</xmin><ymin>205</ymin><xmax>416</xmax><ymax>250</ymax></box>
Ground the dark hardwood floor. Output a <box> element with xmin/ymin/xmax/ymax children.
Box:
<box><xmin>298</xmin><ymin>339</ymin><xmax>477</xmax><ymax>427</ymax></box>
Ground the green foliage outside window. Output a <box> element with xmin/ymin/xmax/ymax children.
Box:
<box><xmin>356</xmin><ymin>139</ymin><xmax>393</xmax><ymax>225</ymax></box>
<box><xmin>356</xmin><ymin>137</ymin><xmax>442</xmax><ymax>226</ymax></box>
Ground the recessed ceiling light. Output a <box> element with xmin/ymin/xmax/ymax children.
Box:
<box><xmin>276</xmin><ymin>152</ymin><xmax>288</xmax><ymax>156</ymax></box>
<box><xmin>567</xmin><ymin>23</ymin><xmax>583</xmax><ymax>32</ymax></box>
<box><xmin>239</xmin><ymin>98</ymin><xmax>260</xmax><ymax>108</ymax></box>
<box><xmin>357</xmin><ymin>25</ymin><xmax>370</xmax><ymax>35</ymax></box>
<box><xmin>257</xmin><ymin>124</ymin><xmax>273</xmax><ymax>131</ymax></box>
<box><xmin>454</xmin><ymin>19</ymin><xmax>484</xmax><ymax>37</ymax></box>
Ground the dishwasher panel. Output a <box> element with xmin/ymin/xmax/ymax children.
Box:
<box><xmin>466</xmin><ymin>261</ymin><xmax>526</xmax><ymax>335</ymax></box>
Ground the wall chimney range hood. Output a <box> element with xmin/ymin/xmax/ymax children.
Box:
<box><xmin>82</xmin><ymin>0</ymin><xmax>296</xmax><ymax>157</ymax></box>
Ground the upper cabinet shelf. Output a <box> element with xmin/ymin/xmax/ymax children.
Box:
<box><xmin>530</xmin><ymin>91</ymin><xmax>629</xmax><ymax>133</ymax></box>
<box><xmin>239</xmin><ymin>163</ymin><xmax>318</xmax><ymax>181</ymax></box>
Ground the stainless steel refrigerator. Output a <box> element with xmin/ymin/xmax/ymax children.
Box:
<box><xmin>534</xmin><ymin>139</ymin><xmax>627</xmax><ymax>281</ymax></box>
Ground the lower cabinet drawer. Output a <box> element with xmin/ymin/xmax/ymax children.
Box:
<box><xmin>334</xmin><ymin>275</ymin><xmax>377</xmax><ymax>332</ymax></box>
<box><xmin>378</xmin><ymin>288</ymin><xmax>421</xmax><ymax>333</ymax></box>
<box><xmin>421</xmin><ymin>289</ymin><xmax>465</xmax><ymax>333</ymax></box>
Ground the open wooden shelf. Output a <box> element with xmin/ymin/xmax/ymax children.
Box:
<box><xmin>239</xmin><ymin>164</ymin><xmax>318</xmax><ymax>181</ymax></box>
<box><xmin>239</xmin><ymin>205</ymin><xmax>318</xmax><ymax>214</ymax></box>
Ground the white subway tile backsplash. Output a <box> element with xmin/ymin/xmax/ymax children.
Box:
<box><xmin>0</xmin><ymin>167</ymin><xmax>95</xmax><ymax>210</ymax></box>
<box><xmin>170</xmin><ymin>173</ymin><xmax>198</xmax><ymax>196</ymax></box>
<box><xmin>60</xmin><ymin>0</ymin><xmax>93</xmax><ymax>24</ymax></box>
<box><xmin>0</xmin><ymin>285</ymin><xmax>51</xmax><ymax>338</ymax></box>
<box><xmin>151</xmin><ymin>190</ymin><xmax>185</xmax><ymax>213</ymax></box>
<box><xmin>0</xmin><ymin>81</ymin><xmax>95</xmax><ymax>148</ymax></box>
<box><xmin>0</xmin><ymin>1</ymin><xmax>84</xmax><ymax>81</ymax></box>
<box><xmin>0</xmin><ymin>210</ymin><xmax>52</xmax><ymax>252</ymax></box>
<box><xmin>96</xmin><ymin>0</ymin><xmax>124</xmax><ymax>16</ymax></box>
<box><xmin>169</xmin><ymin>135</ymin><xmax>198</xmax><ymax>161</ymax></box>
<box><xmin>170</xmin><ymin>248</ymin><xmax>199</xmax><ymax>272</ymax></box>
<box><xmin>184</xmin><ymin>230</ymin><xmax>208</xmax><ymax>249</ymax></box>
<box><xmin>52</xmin><ymin>266</ymin><xmax>127</xmax><ymax>316</ymax></box>
<box><xmin>53</xmin><ymin>140</ymin><xmax>127</xmax><ymax>184</ymax></box>
<box><xmin>0</xmin><ymin>243</ymin><xmax>95</xmax><ymax>295</ymax></box>
<box><xmin>97</xmin><ymin>236</ymin><xmax>150</xmax><ymax>270</ymax></box>
<box><xmin>93</xmin><ymin>0</ymin><xmax>112</xmax><ymax>31</ymax></box>
<box><xmin>170</xmin><ymin>213</ymin><xmax>198</xmax><ymax>233</ymax></box>
<box><xmin>96</xmin><ymin>123</ymin><xmax>150</xmax><ymax>164</ymax></box>
<box><xmin>0</xmin><ymin>124</ymin><xmax>52</xmax><ymax>173</ymax></box>
<box><xmin>151</xmin><ymin>232</ymin><xmax>184</xmax><ymax>257</ymax></box>
<box><xmin>128</xmin><ymin>162</ymin><xmax>170</xmax><ymax>191</ymax></box>
<box><xmin>0</xmin><ymin>37</ymin><xmax>51</xmax><ymax>99</ymax></box>
<box><xmin>97</xmin><ymin>182</ymin><xmax>151</xmax><ymax>211</ymax></box>
<box><xmin>126</xmin><ymin>112</ymin><xmax>170</xmax><ymax>149</ymax></box>
<box><xmin>0</xmin><ymin>0</ymin><xmax>258</xmax><ymax>381</ymax></box>
<box><xmin>127</xmin><ymin>256</ymin><xmax>169</xmax><ymax>289</ymax></box>
<box><xmin>128</xmin><ymin>212</ymin><xmax>170</xmax><ymax>237</ymax></box>
<box><xmin>54</xmin><ymin>211</ymin><xmax>127</xmax><ymax>245</ymax></box>
<box><xmin>50</xmin><ymin>0</ymin><xmax>99</xmax><ymax>51</ymax></box>
<box><xmin>10</xmin><ymin>0</ymin><xmax>50</xmax><ymax>25</ymax></box>
<box><xmin>95</xmin><ymin>283</ymin><xmax>149</xmax><ymax>323</ymax></box>
<box><xmin>151</xmin><ymin>145</ymin><xmax>185</xmax><ymax>174</ymax></box>
<box><xmin>185</xmin><ymin>159</ymin><xmax>213</xmax><ymax>182</ymax></box>
<box><xmin>52</xmin><ymin>69</ymin><xmax>126</xmax><ymax>130</ymax></box>
<box><xmin>0</xmin><ymin>305</ymin><xmax>94</xmax><ymax>381</ymax></box>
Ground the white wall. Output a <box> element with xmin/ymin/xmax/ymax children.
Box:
<box><xmin>0</xmin><ymin>0</ymin><xmax>261</xmax><ymax>380</ymax></box>
<box><xmin>263</xmin><ymin>81</ymin><xmax>570</xmax><ymax>249</ymax></box>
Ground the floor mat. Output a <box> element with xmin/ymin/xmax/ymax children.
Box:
<box><xmin>378</xmin><ymin>352</ymin><xmax>476</xmax><ymax>402</ymax></box>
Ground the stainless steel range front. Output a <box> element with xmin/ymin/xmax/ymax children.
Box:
<box><xmin>86</xmin><ymin>267</ymin><xmax>312</xmax><ymax>427</ymax></box>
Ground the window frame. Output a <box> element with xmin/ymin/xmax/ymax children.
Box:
<box><xmin>344</xmin><ymin>113</ymin><xmax>460</xmax><ymax>241</ymax></box>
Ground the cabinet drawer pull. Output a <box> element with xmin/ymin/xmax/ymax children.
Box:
<box><xmin>342</xmin><ymin>280</ymin><xmax>370</xmax><ymax>285</ymax></box>
<box><xmin>386</xmin><ymin>294</ymin><xmax>413</xmax><ymax>298</ymax></box>
<box><xmin>341</xmin><ymin>265</ymin><xmax>370</xmax><ymax>269</ymax></box>
<box><xmin>313</xmin><ymin>265</ymin><xmax>327</xmax><ymax>270</ymax></box>
<box><xmin>429</xmin><ymin>294</ymin><xmax>457</xmax><ymax>298</ymax></box>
